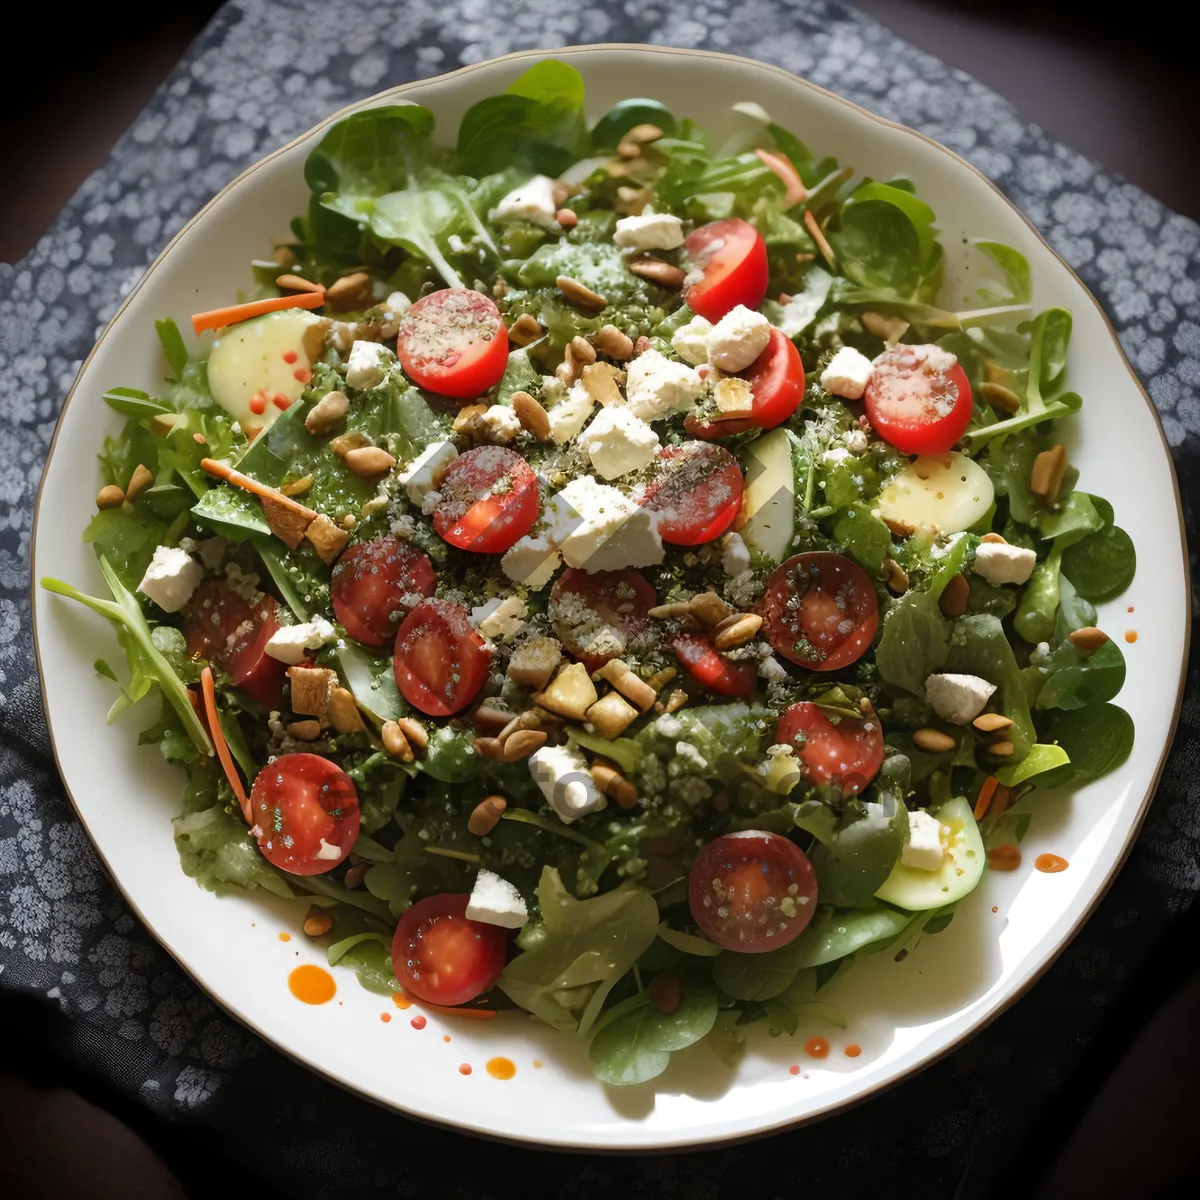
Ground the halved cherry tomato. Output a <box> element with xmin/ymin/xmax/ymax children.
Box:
<box><xmin>432</xmin><ymin>446</ymin><xmax>539</xmax><ymax>554</ymax></box>
<box><xmin>759</xmin><ymin>552</ymin><xmax>879</xmax><ymax>671</ymax></box>
<box><xmin>640</xmin><ymin>443</ymin><xmax>744</xmax><ymax>545</ymax></box>
<box><xmin>183</xmin><ymin>580</ymin><xmax>286</xmax><ymax>709</ymax></box>
<box><xmin>864</xmin><ymin>344</ymin><xmax>973</xmax><ymax>455</ymax></box>
<box><xmin>683</xmin><ymin>218</ymin><xmax>769</xmax><ymax>322</ymax></box>
<box><xmin>688</xmin><ymin>830</ymin><xmax>818</xmax><ymax>952</ymax></box>
<box><xmin>331</xmin><ymin>536</ymin><xmax>437</xmax><ymax>648</ymax></box>
<box><xmin>393</xmin><ymin>599</ymin><xmax>491</xmax><ymax>716</ymax></box>
<box><xmin>395</xmin><ymin>288</ymin><xmax>509</xmax><ymax>399</ymax></box>
<box><xmin>776</xmin><ymin>701</ymin><xmax>884</xmax><ymax>795</ymax></box>
<box><xmin>249</xmin><ymin>753</ymin><xmax>360</xmax><ymax>876</ymax></box>
<box><xmin>672</xmin><ymin>634</ymin><xmax>757</xmax><ymax>698</ymax></box>
<box><xmin>391</xmin><ymin>894</ymin><xmax>508</xmax><ymax>1007</ymax></box>
<box><xmin>550</xmin><ymin>568</ymin><xmax>657</xmax><ymax>671</ymax></box>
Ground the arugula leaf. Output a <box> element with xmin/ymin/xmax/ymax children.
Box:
<box><xmin>155</xmin><ymin>317</ymin><xmax>191</xmax><ymax>378</ymax></box>
<box><xmin>306</xmin><ymin>104</ymin><xmax>436</xmax><ymax>196</ymax></box>
<box><xmin>974</xmin><ymin>241</ymin><xmax>1032</xmax><ymax>305</ymax></box>
<box><xmin>102</xmin><ymin>386</ymin><xmax>174</xmax><ymax>420</ymax></box>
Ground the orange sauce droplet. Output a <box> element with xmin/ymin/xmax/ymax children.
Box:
<box><xmin>288</xmin><ymin>964</ymin><xmax>335</xmax><ymax>1005</ymax></box>
<box><xmin>443</xmin><ymin>1035</ymin><xmax>451</xmax><ymax>1043</ymax></box>
<box><xmin>1125</xmin><ymin>630</ymin><xmax>1138</xmax><ymax>644</ymax></box>
<box><xmin>1127</xmin><ymin>605</ymin><xmax>1135</xmax><ymax>613</ymax></box>
<box><xmin>805</xmin><ymin>1037</ymin><xmax>830</xmax><ymax>1059</ymax></box>
<box><xmin>380</xmin><ymin>1012</ymin><xmax>391</xmax><ymax>1023</ymax></box>
<box><xmin>532</xmin><ymin>1060</ymin><xmax>543</xmax><ymax>1069</ymax></box>
<box><xmin>459</xmin><ymin>1063</ymin><xmax>473</xmax><ymax>1075</ymax></box>
<box><xmin>988</xmin><ymin>844</ymin><xmax>1022</xmax><ymax>871</ymax></box>
<box><xmin>486</xmin><ymin>1057</ymin><xmax>516</xmax><ymax>1080</ymax></box>
<box><xmin>788</xmin><ymin>1064</ymin><xmax>800</xmax><ymax>1076</ymax></box>
<box><xmin>1035</xmin><ymin>853</ymin><xmax>1069</xmax><ymax>873</ymax></box>
<box><xmin>391</xmin><ymin>990</ymin><xmax>412</xmax><ymax>1010</ymax></box>
<box><xmin>410</xmin><ymin>1015</ymin><xmax>427</xmax><ymax>1030</ymax></box>
<box><xmin>991</xmin><ymin>906</ymin><xmax>999</xmax><ymax>914</ymax></box>
<box><xmin>282</xmin><ymin>350</ymin><xmax>298</xmax><ymax>364</ymax></box>
<box><xmin>844</xmin><ymin>1044</ymin><xmax>862</xmax><ymax>1058</ymax></box>
<box><xmin>278</xmin><ymin>932</ymin><xmax>291</xmax><ymax>942</ymax></box>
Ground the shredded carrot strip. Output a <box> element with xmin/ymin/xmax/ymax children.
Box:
<box><xmin>191</xmin><ymin>290</ymin><xmax>325</xmax><ymax>335</ymax></box>
<box><xmin>974</xmin><ymin>775</ymin><xmax>999</xmax><ymax>821</ymax></box>
<box><xmin>199</xmin><ymin>458</ymin><xmax>317</xmax><ymax>521</ymax></box>
<box><xmin>990</xmin><ymin>784</ymin><xmax>1013</xmax><ymax>820</ymax></box>
<box><xmin>756</xmin><ymin>148</ymin><xmax>807</xmax><ymax>206</ymax></box>
<box><xmin>201</xmin><ymin>666</ymin><xmax>251</xmax><ymax>823</ymax></box>
<box><xmin>803</xmin><ymin>209</ymin><xmax>837</xmax><ymax>268</ymax></box>
<box><xmin>415</xmin><ymin>1003</ymin><xmax>498</xmax><ymax>1021</ymax></box>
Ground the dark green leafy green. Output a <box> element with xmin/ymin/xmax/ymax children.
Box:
<box><xmin>876</xmin><ymin>592</ymin><xmax>951</xmax><ymax>695</ymax></box>
<box><xmin>1061</xmin><ymin>524</ymin><xmax>1136</xmax><ymax>601</ymax></box>
<box><xmin>1034</xmin><ymin>639</ymin><xmax>1126</xmax><ymax>711</ymax></box>
<box><xmin>790</xmin><ymin>905</ymin><xmax>915</xmax><ymax>968</ymax></box>
<box><xmin>809</xmin><ymin>797</ymin><xmax>909</xmax><ymax>907</ymax></box>
<box><xmin>588</xmin><ymin>984</ymin><xmax>718</xmax><ymax>1085</ymax></box>
<box><xmin>1039</xmin><ymin>704</ymin><xmax>1134</xmax><ymax>786</ymax></box>
<box><xmin>590</xmin><ymin>99</ymin><xmax>677</xmax><ymax>149</ymax></box>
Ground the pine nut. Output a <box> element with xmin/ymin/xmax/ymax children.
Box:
<box><xmin>286</xmin><ymin>720</ymin><xmax>321</xmax><ymax>741</ymax></box>
<box><xmin>381</xmin><ymin>720</ymin><xmax>414</xmax><ymax>762</ymax></box>
<box><xmin>1068</xmin><ymin>626</ymin><xmax>1110</xmax><ymax>653</ymax></box>
<box><xmin>883</xmin><ymin>558</ymin><xmax>909</xmax><ymax>594</ymax></box>
<box><xmin>569</xmin><ymin>335</ymin><xmax>597</xmax><ymax>366</ymax></box>
<box><xmin>452</xmin><ymin>404</ymin><xmax>488</xmax><ymax>437</ymax></box>
<box><xmin>275</xmin><ymin>273</ymin><xmax>324</xmax><ymax>294</ymax></box>
<box><xmin>972</xmin><ymin>712</ymin><xmax>1014</xmax><ymax>732</ymax></box>
<box><xmin>329</xmin><ymin>431</ymin><xmax>369</xmax><ymax>458</ymax></box>
<box><xmin>589</xmin><ymin>324</ymin><xmax>634</xmax><ymax>361</ymax></box>
<box><xmin>305</xmin><ymin>389</ymin><xmax>349</xmax><ymax>435</ymax></box>
<box><xmin>556</xmin><ymin>274</ymin><xmax>607</xmax><ymax>312</ymax></box>
<box><xmin>473</xmin><ymin>706</ymin><xmax>513</xmax><ymax>737</ymax></box>
<box><xmin>913</xmin><ymin>728</ymin><xmax>956</xmax><ymax>754</ymax></box>
<box><xmin>628</xmin><ymin>259</ymin><xmax>685</xmax><ymax>289</ymax></box>
<box><xmin>272</xmin><ymin>245</ymin><xmax>298</xmax><ymax>268</ymax></box>
<box><xmin>325</xmin><ymin>271</ymin><xmax>373</xmax><ymax>312</ymax></box>
<box><xmin>280</xmin><ymin>475</ymin><xmax>314</xmax><ymax>497</ymax></box>
<box><xmin>938</xmin><ymin>574</ymin><xmax>970</xmax><ymax>617</ymax></box>
<box><xmin>978</xmin><ymin>381</ymin><xmax>1022</xmax><ymax>414</ymax></box>
<box><xmin>343</xmin><ymin>446</ymin><xmax>396</xmax><ymax>478</ymax></box>
<box><xmin>327</xmin><ymin>687</ymin><xmax>365</xmax><ymax>734</ymax></box>
<box><xmin>634</xmin><ymin>335</ymin><xmax>652</xmax><ymax>357</ymax></box>
<box><xmin>303</xmin><ymin>908</ymin><xmax>335</xmax><ymax>937</ymax></box>
<box><xmin>502</xmin><ymin>729</ymin><xmax>547</xmax><ymax>762</ymax></box>
<box><xmin>126</xmin><ymin>463</ymin><xmax>154</xmax><ymax>501</ymax></box>
<box><xmin>596</xmin><ymin>660</ymin><xmax>658</xmax><ymax>711</ymax></box>
<box><xmin>644</xmin><ymin>666</ymin><xmax>677</xmax><ymax>692</ymax></box>
<box><xmin>508</xmin><ymin>313</ymin><xmax>544</xmax><ymax>346</ymax></box>
<box><xmin>689</xmin><ymin>592</ymin><xmax>733</xmax><ymax>628</ymax></box>
<box><xmin>394</xmin><ymin>717</ymin><xmax>427</xmax><ymax>750</ymax></box>
<box><xmin>649</xmin><ymin>601</ymin><xmax>696</xmax><ymax>622</ymax></box>
<box><xmin>96</xmin><ymin>484</ymin><xmax>125</xmax><ymax>509</ymax></box>
<box><xmin>713</xmin><ymin>613</ymin><xmax>763</xmax><ymax>649</ymax></box>
<box><xmin>990</xmin><ymin>740</ymin><xmax>1016</xmax><ymax>757</ymax></box>
<box><xmin>468</xmin><ymin>795</ymin><xmax>507</xmax><ymax>836</ymax></box>
<box><xmin>511</xmin><ymin>390</ymin><xmax>550</xmax><ymax>439</ymax></box>
<box><xmin>497</xmin><ymin>710</ymin><xmax>544</xmax><ymax>742</ymax></box>
<box><xmin>556</xmin><ymin>208</ymin><xmax>578</xmax><ymax>229</ymax></box>
<box><xmin>664</xmin><ymin>688</ymin><xmax>688</xmax><ymax>713</ymax></box>
<box><xmin>617</xmin><ymin>123</ymin><xmax>664</xmax><ymax>158</ymax></box>
<box><xmin>591</xmin><ymin>760</ymin><xmax>638</xmax><ymax>809</ymax></box>
<box><xmin>343</xmin><ymin>862</ymin><xmax>368</xmax><ymax>889</ymax></box>
<box><xmin>473</xmin><ymin>736</ymin><xmax>503</xmax><ymax>760</ymax></box>
<box><xmin>1030</xmin><ymin>444</ymin><xmax>1067</xmax><ymax>505</ymax></box>
<box><xmin>980</xmin><ymin>532</ymin><xmax>1007</xmax><ymax>544</ymax></box>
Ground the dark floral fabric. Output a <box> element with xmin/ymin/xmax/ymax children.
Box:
<box><xmin>0</xmin><ymin>1</ymin><xmax>1196</xmax><ymax>1196</ymax></box>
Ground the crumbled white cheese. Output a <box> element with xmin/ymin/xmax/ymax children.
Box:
<box><xmin>845</xmin><ymin>428</ymin><xmax>869</xmax><ymax>454</ymax></box>
<box><xmin>973</xmin><ymin>541</ymin><xmax>1037</xmax><ymax>587</ymax></box>
<box><xmin>465</xmin><ymin>869</ymin><xmax>529</xmax><ymax>928</ymax></box>
<box><xmin>720</xmin><ymin>531</ymin><xmax>751</xmax><ymax>577</ymax></box>
<box><xmin>901</xmin><ymin>810</ymin><xmax>949</xmax><ymax>872</ymax></box>
<box><xmin>384</xmin><ymin>290</ymin><xmax>411</xmax><ymax>316</ymax></box>
<box><xmin>820</xmin><ymin>346</ymin><xmax>874</xmax><ymax>400</ymax></box>
<box><xmin>706</xmin><ymin>305</ymin><xmax>772</xmax><ymax>372</ymax></box>
<box><xmin>179</xmin><ymin>536</ymin><xmax>227</xmax><ymax>571</ymax></box>
<box><xmin>470</xmin><ymin>595</ymin><xmax>528</xmax><ymax>640</ymax></box>
<box><xmin>758</xmin><ymin>655</ymin><xmax>790</xmax><ymax>682</ymax></box>
<box><xmin>624</xmin><ymin>350</ymin><xmax>705</xmax><ymax>421</ymax></box>
<box><xmin>545</xmin><ymin>382</ymin><xmax>596</xmax><ymax>444</ymax></box>
<box><xmin>479</xmin><ymin>404</ymin><xmax>522</xmax><ymax>444</ymax></box>
<box><xmin>264</xmin><ymin>617</ymin><xmax>336</xmax><ymax>665</ymax></box>
<box><xmin>421</xmin><ymin>490</ymin><xmax>442</xmax><ymax>516</ymax></box>
<box><xmin>137</xmin><ymin>546</ymin><xmax>204</xmax><ymax>613</ymax></box>
<box><xmin>581</xmin><ymin>405</ymin><xmax>660</xmax><ymax>480</ymax></box>
<box><xmin>612</xmin><ymin>211</ymin><xmax>685</xmax><ymax>252</ymax></box>
<box><xmin>490</xmin><ymin>175</ymin><xmax>559</xmax><ymax>228</ymax></box>
<box><xmin>345</xmin><ymin>340</ymin><xmax>391</xmax><ymax>390</ymax></box>
<box><xmin>925</xmin><ymin>672</ymin><xmax>997</xmax><ymax>725</ymax></box>
<box><xmin>546</xmin><ymin>476</ymin><xmax>664</xmax><ymax>572</ymax></box>
<box><xmin>315</xmin><ymin>838</ymin><xmax>343</xmax><ymax>861</ymax></box>
<box><xmin>398</xmin><ymin>440</ymin><xmax>457</xmax><ymax>507</ymax></box>
<box><xmin>529</xmin><ymin>743</ymin><xmax>606</xmax><ymax>823</ymax></box>
<box><xmin>670</xmin><ymin>314</ymin><xmax>713</xmax><ymax>365</ymax></box>
<box><xmin>501</xmin><ymin>533</ymin><xmax>561</xmax><ymax>590</ymax></box>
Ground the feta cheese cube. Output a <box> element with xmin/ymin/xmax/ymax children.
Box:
<box><xmin>398</xmin><ymin>440</ymin><xmax>457</xmax><ymax>507</ymax></box>
<box><xmin>384</xmin><ymin>290</ymin><xmax>411</xmax><ymax>316</ymax></box>
<box><xmin>546</xmin><ymin>476</ymin><xmax>664</xmax><ymax>572</ymax></box>
<box><xmin>529</xmin><ymin>743</ymin><xmax>606</xmax><ymax>823</ymax></box>
<box><xmin>490</xmin><ymin>175</ymin><xmax>559</xmax><ymax>228</ymax></box>
<box><xmin>264</xmin><ymin>617</ymin><xmax>336</xmax><ymax>665</ymax></box>
<box><xmin>137</xmin><ymin>546</ymin><xmax>204</xmax><ymax>613</ymax></box>
<box><xmin>545</xmin><ymin>382</ymin><xmax>596</xmax><ymax>444</ymax></box>
<box><xmin>624</xmin><ymin>350</ymin><xmax>705</xmax><ymax>421</ymax></box>
<box><xmin>470</xmin><ymin>595</ymin><xmax>528</xmax><ymax>641</ymax></box>
<box><xmin>613</xmin><ymin>211</ymin><xmax>685</xmax><ymax>252</ymax></box>
<box><xmin>973</xmin><ymin>541</ymin><xmax>1037</xmax><ymax>587</ymax></box>
<box><xmin>706</xmin><ymin>305</ymin><xmax>772</xmax><ymax>372</ymax></box>
<box><xmin>670</xmin><ymin>314</ymin><xmax>713</xmax><ymax>365</ymax></box>
<box><xmin>901</xmin><ymin>810</ymin><xmax>949</xmax><ymax>872</ymax></box>
<box><xmin>479</xmin><ymin>404</ymin><xmax>522</xmax><ymax>445</ymax></box>
<box><xmin>581</xmin><ymin>405</ymin><xmax>660</xmax><ymax>479</ymax></box>
<box><xmin>925</xmin><ymin>672</ymin><xmax>997</xmax><ymax>725</ymax></box>
<box><xmin>820</xmin><ymin>346</ymin><xmax>873</xmax><ymax>400</ymax></box>
<box><xmin>345</xmin><ymin>340</ymin><xmax>391</xmax><ymax>390</ymax></box>
<box><xmin>501</xmin><ymin>534</ymin><xmax>561</xmax><ymax>590</ymax></box>
<box><xmin>465</xmin><ymin>869</ymin><xmax>529</xmax><ymax>928</ymax></box>
<box><xmin>720</xmin><ymin>531</ymin><xmax>751</xmax><ymax>577</ymax></box>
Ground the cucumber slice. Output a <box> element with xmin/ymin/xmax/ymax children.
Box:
<box><xmin>875</xmin><ymin>451</ymin><xmax>994</xmax><ymax>536</ymax></box>
<box><xmin>874</xmin><ymin>797</ymin><xmax>986</xmax><ymax>911</ymax></box>
<box><xmin>737</xmin><ymin>428</ymin><xmax>795</xmax><ymax>564</ymax></box>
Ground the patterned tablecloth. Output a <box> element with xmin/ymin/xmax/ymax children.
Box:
<box><xmin>1</xmin><ymin>2</ymin><xmax>1196</xmax><ymax>1195</ymax></box>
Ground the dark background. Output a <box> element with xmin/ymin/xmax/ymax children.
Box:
<box><xmin>2</xmin><ymin>2</ymin><xmax>1197</xmax><ymax>1197</ymax></box>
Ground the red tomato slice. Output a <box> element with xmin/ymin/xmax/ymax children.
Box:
<box><xmin>688</xmin><ymin>830</ymin><xmax>818</xmax><ymax>952</ymax></box>
<box><xmin>864</xmin><ymin>344</ymin><xmax>973</xmax><ymax>455</ymax></box>
<box><xmin>391</xmin><ymin>894</ymin><xmax>508</xmax><ymax>1007</ymax></box>
<box><xmin>249</xmin><ymin>753</ymin><xmax>360</xmax><ymax>876</ymax></box>
<box><xmin>331</xmin><ymin>536</ymin><xmax>437</xmax><ymax>648</ymax></box>
<box><xmin>683</xmin><ymin>218</ymin><xmax>769</xmax><ymax>322</ymax></box>
<box><xmin>776</xmin><ymin>701</ymin><xmax>884</xmax><ymax>795</ymax></box>
<box><xmin>759</xmin><ymin>552</ymin><xmax>879</xmax><ymax>671</ymax></box>
<box><xmin>432</xmin><ymin>446</ymin><xmax>539</xmax><ymax>554</ymax></box>
<box><xmin>640</xmin><ymin>443</ymin><xmax>744</xmax><ymax>545</ymax></box>
<box><xmin>395</xmin><ymin>288</ymin><xmax>509</xmax><ymax>399</ymax></box>
<box><xmin>672</xmin><ymin>634</ymin><xmax>757</xmax><ymax>698</ymax></box>
<box><xmin>393</xmin><ymin>599</ymin><xmax>491</xmax><ymax>716</ymax></box>
<box><xmin>549</xmin><ymin>568</ymin><xmax>657</xmax><ymax>671</ymax></box>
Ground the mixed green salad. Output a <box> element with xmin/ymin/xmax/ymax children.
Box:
<box><xmin>44</xmin><ymin>62</ymin><xmax>1137</xmax><ymax>1085</ymax></box>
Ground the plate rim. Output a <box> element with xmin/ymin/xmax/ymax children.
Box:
<box><xmin>29</xmin><ymin>43</ymin><xmax>1193</xmax><ymax>1151</ymax></box>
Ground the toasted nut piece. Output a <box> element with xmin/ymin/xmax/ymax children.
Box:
<box><xmin>302</xmin><ymin>319</ymin><xmax>329</xmax><ymax>363</ymax></box>
<box><xmin>327</xmin><ymin>686</ymin><xmax>365</xmax><ymax>734</ymax></box>
<box><xmin>343</xmin><ymin>862</ymin><xmax>368</xmax><ymax>889</ymax></box>
<box><xmin>1030</xmin><ymin>444</ymin><xmax>1067</xmax><ymax>506</ymax></box>
<box><xmin>628</xmin><ymin>258</ymin><xmax>685</xmax><ymax>289</ymax></box>
<box><xmin>861</xmin><ymin>311</ymin><xmax>910</xmax><ymax>346</ymax></box>
<box><xmin>550</xmin><ymin>179</ymin><xmax>573</xmax><ymax>207</ymax></box>
<box><xmin>556</xmin><ymin>274</ymin><xmax>607</xmax><ymax>312</ymax></box>
<box><xmin>533</xmin><ymin>662</ymin><xmax>598</xmax><ymax>720</ymax></box>
<box><xmin>581</xmin><ymin>362</ymin><xmax>625</xmax><ymax>406</ymax></box>
<box><xmin>913</xmin><ymin>728</ymin><xmax>957</xmax><ymax>754</ymax></box>
<box><xmin>511</xmin><ymin>390</ymin><xmax>551</xmax><ymax>439</ymax></box>
<box><xmin>329</xmin><ymin>431</ymin><xmax>369</xmax><ymax>458</ymax></box>
<box><xmin>617</xmin><ymin>123</ymin><xmax>665</xmax><ymax>158</ymax></box>
<box><xmin>645</xmin><ymin>666</ymin><xmax>677</xmax><ymax>692</ymax></box>
<box><xmin>591</xmin><ymin>760</ymin><xmax>638</xmax><ymax>809</ymax></box>
<box><xmin>96</xmin><ymin>484</ymin><xmax>125</xmax><ymax>510</ymax></box>
<box><xmin>473</xmin><ymin>736</ymin><xmax>503</xmax><ymax>760</ymax></box>
<box><xmin>281</xmin><ymin>474</ymin><xmax>314</xmax><ymax>497</ymax></box>
<box><xmin>596</xmin><ymin>659</ymin><xmax>657</xmax><ymax>711</ymax></box>
<box><xmin>340</xmin><ymin>514</ymin><xmax>357</xmax><ymax>530</ymax></box>
<box><xmin>938</xmin><ymin>574</ymin><xmax>970</xmax><ymax>617</ymax></box>
<box><xmin>304</xmin><ymin>513</ymin><xmax>351</xmax><ymax>564</ymax></box>
<box><xmin>883</xmin><ymin>557</ymin><xmax>909</xmax><ymax>594</ymax></box>
<box><xmin>394</xmin><ymin>716</ymin><xmax>427</xmax><ymax>751</ymax></box>
<box><xmin>381</xmin><ymin>720</ymin><xmax>414</xmax><ymax>762</ymax></box>
<box><xmin>502</xmin><ymin>728</ymin><xmax>548</xmax><ymax>762</ymax></box>
<box><xmin>328</xmin><ymin>321</ymin><xmax>355</xmax><ymax>355</ymax></box>
<box><xmin>689</xmin><ymin>592</ymin><xmax>733</xmax><ymax>628</ymax></box>
<box><xmin>453</xmin><ymin>403</ymin><xmax>488</xmax><ymax>437</ymax></box>
<box><xmin>306</xmin><ymin>389</ymin><xmax>350</xmax><ymax>435</ymax></box>
<box><xmin>288</xmin><ymin>666</ymin><xmax>337</xmax><ymax>717</ymax></box>
<box><xmin>474</xmin><ymin>704</ymin><xmax>515</xmax><ymax>737</ymax></box>
<box><xmin>973</xmin><ymin>712</ymin><xmax>1014</xmax><ymax>733</ymax></box>
<box><xmin>990</xmin><ymin>740</ymin><xmax>1016</xmax><ymax>757</ymax></box>
<box><xmin>664</xmin><ymin>688</ymin><xmax>688</xmax><ymax>714</ymax></box>
<box><xmin>555</xmin><ymin>344</ymin><xmax>582</xmax><ymax>386</ymax></box>
<box><xmin>126</xmin><ymin>463</ymin><xmax>155</xmax><ymax>501</ymax></box>
<box><xmin>556</xmin><ymin>207</ymin><xmax>578</xmax><ymax>229</ymax></box>
<box><xmin>984</xmin><ymin>359</ymin><xmax>1008</xmax><ymax>384</ymax></box>
<box><xmin>615</xmin><ymin>185</ymin><xmax>652</xmax><ymax>215</ymax></box>
<box><xmin>261</xmin><ymin>494</ymin><xmax>313</xmax><ymax>550</ymax></box>
<box><xmin>272</xmin><ymin>245</ymin><xmax>298</xmax><ymax>268</ymax></box>
<box><xmin>713</xmin><ymin>613</ymin><xmax>763</xmax><ymax>650</ymax></box>
<box><xmin>590</xmin><ymin>324</ymin><xmax>634</xmax><ymax>361</ymax></box>
<box><xmin>586</xmin><ymin>691</ymin><xmax>640</xmax><ymax>740</ymax></box>
<box><xmin>506</xmin><ymin>637</ymin><xmax>563</xmax><ymax>691</ymax></box>
<box><xmin>980</xmin><ymin>531</ymin><xmax>1007</xmax><ymax>544</ymax></box>
<box><xmin>303</xmin><ymin>909</ymin><xmax>335</xmax><ymax>937</ymax></box>
<box><xmin>650</xmin><ymin>971</ymin><xmax>681</xmax><ymax>1015</ymax></box>
<box><xmin>468</xmin><ymin>795</ymin><xmax>507</xmax><ymax>836</ymax></box>
<box><xmin>343</xmin><ymin>446</ymin><xmax>396</xmax><ymax>478</ymax></box>
<box><xmin>569</xmin><ymin>335</ymin><xmax>597</xmax><ymax>366</ymax></box>
<box><xmin>634</xmin><ymin>335</ymin><xmax>652</xmax><ymax>357</ymax></box>
<box><xmin>287</xmin><ymin>719</ymin><xmax>321</xmax><ymax>741</ymax></box>
<box><xmin>508</xmin><ymin>313</ymin><xmax>544</xmax><ymax>347</ymax></box>
<box><xmin>325</xmin><ymin>271</ymin><xmax>373</xmax><ymax>312</ymax></box>
<box><xmin>275</xmin><ymin>273</ymin><xmax>323</xmax><ymax>294</ymax></box>
<box><xmin>497</xmin><ymin>710</ymin><xmax>544</xmax><ymax>742</ymax></box>
<box><xmin>1068</xmin><ymin>626</ymin><xmax>1110</xmax><ymax>653</ymax></box>
<box><xmin>649</xmin><ymin>601</ymin><xmax>695</xmax><ymax>621</ymax></box>
<box><xmin>978</xmin><ymin>381</ymin><xmax>1022</xmax><ymax>414</ymax></box>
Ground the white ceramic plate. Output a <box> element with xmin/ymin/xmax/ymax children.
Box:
<box><xmin>33</xmin><ymin>47</ymin><xmax>1189</xmax><ymax>1149</ymax></box>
